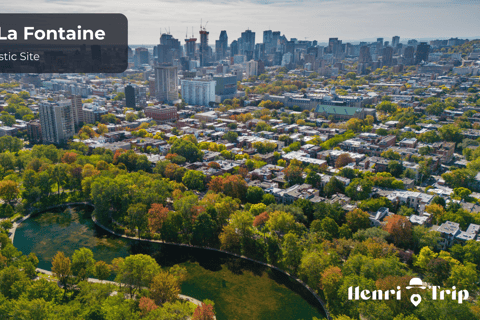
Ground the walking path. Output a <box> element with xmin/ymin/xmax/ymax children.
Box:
<box><xmin>35</xmin><ymin>268</ymin><xmax>208</xmax><ymax>309</ymax></box>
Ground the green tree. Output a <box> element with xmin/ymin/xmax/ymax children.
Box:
<box><xmin>281</xmin><ymin>232</ymin><xmax>302</xmax><ymax>273</ymax></box>
<box><xmin>127</xmin><ymin>203</ymin><xmax>148</xmax><ymax>237</ymax></box>
<box><xmin>170</xmin><ymin>139</ymin><xmax>203</xmax><ymax>162</ymax></box>
<box><xmin>71</xmin><ymin>248</ymin><xmax>96</xmax><ymax>281</ymax></box>
<box><xmin>149</xmin><ymin>271</ymin><xmax>180</xmax><ymax>305</ymax></box>
<box><xmin>51</xmin><ymin>251</ymin><xmax>72</xmax><ymax>298</ymax></box>
<box><xmin>192</xmin><ymin>212</ymin><xmax>217</xmax><ymax>246</ymax></box>
<box><xmin>324</xmin><ymin>176</ymin><xmax>345</xmax><ymax>198</ymax></box>
<box><xmin>182</xmin><ymin>170</ymin><xmax>206</xmax><ymax>191</ymax></box>
<box><xmin>246</xmin><ymin>186</ymin><xmax>264</xmax><ymax>204</ymax></box>
<box><xmin>388</xmin><ymin>161</ymin><xmax>403</xmax><ymax>177</ymax></box>
<box><xmin>94</xmin><ymin>261</ymin><xmax>111</xmax><ymax>281</ymax></box>
<box><xmin>222</xmin><ymin>131</ymin><xmax>238</xmax><ymax>143</ymax></box>
<box><xmin>439</xmin><ymin>124</ymin><xmax>463</xmax><ymax>143</ymax></box>
<box><xmin>346</xmin><ymin>209</ymin><xmax>370</xmax><ymax>233</ymax></box>
<box><xmin>447</xmin><ymin>262</ymin><xmax>478</xmax><ymax>293</ymax></box>
<box><xmin>345</xmin><ymin>178</ymin><xmax>373</xmax><ymax>200</ymax></box>
<box><xmin>115</xmin><ymin>254</ymin><xmax>161</xmax><ymax>296</ymax></box>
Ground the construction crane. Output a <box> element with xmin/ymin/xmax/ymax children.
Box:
<box><xmin>200</xmin><ymin>19</ymin><xmax>209</xmax><ymax>31</ymax></box>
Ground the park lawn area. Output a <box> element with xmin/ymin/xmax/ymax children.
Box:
<box><xmin>180</xmin><ymin>262</ymin><xmax>323</xmax><ymax>320</ymax></box>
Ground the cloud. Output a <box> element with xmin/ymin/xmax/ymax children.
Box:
<box><xmin>2</xmin><ymin>0</ymin><xmax>479</xmax><ymax>44</ymax></box>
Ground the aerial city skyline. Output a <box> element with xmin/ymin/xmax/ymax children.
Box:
<box><xmin>1</xmin><ymin>2</ymin><xmax>480</xmax><ymax>320</ymax></box>
<box><xmin>3</xmin><ymin>0</ymin><xmax>480</xmax><ymax>44</ymax></box>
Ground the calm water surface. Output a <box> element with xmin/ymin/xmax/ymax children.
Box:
<box><xmin>14</xmin><ymin>206</ymin><xmax>325</xmax><ymax>320</ymax></box>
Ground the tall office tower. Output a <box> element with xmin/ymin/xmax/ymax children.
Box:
<box><xmin>376</xmin><ymin>38</ymin><xmax>384</xmax><ymax>54</ymax></box>
<box><xmin>359</xmin><ymin>46</ymin><xmax>372</xmax><ymax>63</ymax></box>
<box><xmin>392</xmin><ymin>36</ymin><xmax>400</xmax><ymax>48</ymax></box>
<box><xmin>70</xmin><ymin>95</ymin><xmax>83</xmax><ymax>129</ymax></box>
<box><xmin>272</xmin><ymin>31</ymin><xmax>281</xmax><ymax>50</ymax></box>
<box><xmin>254</xmin><ymin>43</ymin><xmax>265</xmax><ymax>61</ymax></box>
<box><xmin>39</xmin><ymin>100</ymin><xmax>75</xmax><ymax>145</ymax></box>
<box><xmin>239</xmin><ymin>29</ymin><xmax>255</xmax><ymax>57</ymax></box>
<box><xmin>415</xmin><ymin>42</ymin><xmax>430</xmax><ymax>64</ymax></box>
<box><xmin>181</xmin><ymin>79</ymin><xmax>216</xmax><ymax>106</ymax></box>
<box><xmin>125</xmin><ymin>84</ymin><xmax>136</xmax><ymax>109</ymax></box>
<box><xmin>134</xmin><ymin>47</ymin><xmax>149</xmax><ymax>67</ymax></box>
<box><xmin>156</xmin><ymin>33</ymin><xmax>182</xmax><ymax>65</ymax></box>
<box><xmin>199</xmin><ymin>26</ymin><xmax>209</xmax><ymax>66</ymax></box>
<box><xmin>185</xmin><ymin>37</ymin><xmax>197</xmax><ymax>60</ymax></box>
<box><xmin>230</xmin><ymin>40</ymin><xmax>238</xmax><ymax>56</ymax></box>
<box><xmin>215</xmin><ymin>30</ymin><xmax>228</xmax><ymax>61</ymax></box>
<box><xmin>407</xmin><ymin>39</ymin><xmax>418</xmax><ymax>47</ymax></box>
<box><xmin>404</xmin><ymin>46</ymin><xmax>415</xmax><ymax>64</ymax></box>
<box><xmin>328</xmin><ymin>38</ymin><xmax>343</xmax><ymax>57</ymax></box>
<box><xmin>382</xmin><ymin>46</ymin><xmax>394</xmax><ymax>66</ymax></box>
<box><xmin>263</xmin><ymin>30</ymin><xmax>273</xmax><ymax>54</ymax></box>
<box><xmin>155</xmin><ymin>66</ymin><xmax>179</xmax><ymax>104</ymax></box>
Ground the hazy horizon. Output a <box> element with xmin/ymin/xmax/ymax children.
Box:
<box><xmin>4</xmin><ymin>0</ymin><xmax>480</xmax><ymax>45</ymax></box>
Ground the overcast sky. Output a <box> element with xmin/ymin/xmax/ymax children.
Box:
<box><xmin>4</xmin><ymin>0</ymin><xmax>480</xmax><ymax>45</ymax></box>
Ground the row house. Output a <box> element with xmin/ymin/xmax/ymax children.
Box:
<box><xmin>386</xmin><ymin>190</ymin><xmax>434</xmax><ymax>213</ymax></box>
<box><xmin>265</xmin><ymin>183</ymin><xmax>320</xmax><ymax>205</ymax></box>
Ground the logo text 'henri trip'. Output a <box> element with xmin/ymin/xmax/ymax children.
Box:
<box><xmin>348</xmin><ymin>278</ymin><xmax>469</xmax><ymax>307</ymax></box>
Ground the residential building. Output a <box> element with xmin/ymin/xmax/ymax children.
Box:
<box><xmin>246</xmin><ymin>60</ymin><xmax>258</xmax><ymax>78</ymax></box>
<box><xmin>144</xmin><ymin>105</ymin><xmax>178</xmax><ymax>123</ymax></box>
<box><xmin>155</xmin><ymin>66</ymin><xmax>179</xmax><ymax>103</ymax></box>
<box><xmin>39</xmin><ymin>100</ymin><xmax>75</xmax><ymax>145</ymax></box>
<box><xmin>27</xmin><ymin>120</ymin><xmax>42</xmax><ymax>143</ymax></box>
<box><xmin>83</xmin><ymin>103</ymin><xmax>108</xmax><ymax>124</ymax></box>
<box><xmin>181</xmin><ymin>78</ymin><xmax>216</xmax><ymax>106</ymax></box>
<box><xmin>70</xmin><ymin>94</ymin><xmax>83</xmax><ymax>129</ymax></box>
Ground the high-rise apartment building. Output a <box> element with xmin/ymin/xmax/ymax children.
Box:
<box><xmin>125</xmin><ymin>85</ymin><xmax>136</xmax><ymax>109</ymax></box>
<box><xmin>70</xmin><ymin>95</ymin><xmax>83</xmax><ymax>129</ymax></box>
<box><xmin>181</xmin><ymin>78</ymin><xmax>216</xmax><ymax>106</ymax></box>
<box><xmin>359</xmin><ymin>46</ymin><xmax>372</xmax><ymax>63</ymax></box>
<box><xmin>155</xmin><ymin>66</ymin><xmax>179</xmax><ymax>104</ymax></box>
<box><xmin>199</xmin><ymin>27</ymin><xmax>210</xmax><ymax>66</ymax></box>
<box><xmin>39</xmin><ymin>100</ymin><xmax>75</xmax><ymax>145</ymax></box>
<box><xmin>382</xmin><ymin>46</ymin><xmax>394</xmax><ymax>66</ymax></box>
<box><xmin>246</xmin><ymin>60</ymin><xmax>258</xmax><ymax>77</ymax></box>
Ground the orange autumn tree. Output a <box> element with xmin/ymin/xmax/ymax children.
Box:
<box><xmin>148</xmin><ymin>204</ymin><xmax>169</xmax><ymax>234</ymax></box>
<box><xmin>138</xmin><ymin>297</ymin><xmax>158</xmax><ymax>317</ymax></box>
<box><xmin>61</xmin><ymin>152</ymin><xmax>78</xmax><ymax>164</ymax></box>
<box><xmin>383</xmin><ymin>214</ymin><xmax>413</xmax><ymax>247</ymax></box>
<box><xmin>208</xmin><ymin>174</ymin><xmax>247</xmax><ymax>201</ymax></box>
<box><xmin>192</xmin><ymin>303</ymin><xmax>216</xmax><ymax>320</ymax></box>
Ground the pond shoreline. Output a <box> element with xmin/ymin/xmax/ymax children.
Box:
<box><xmin>12</xmin><ymin>202</ymin><xmax>331</xmax><ymax>320</ymax></box>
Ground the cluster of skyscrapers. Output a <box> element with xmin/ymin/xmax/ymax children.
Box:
<box><xmin>127</xmin><ymin>25</ymin><xmax>468</xmax><ymax>107</ymax></box>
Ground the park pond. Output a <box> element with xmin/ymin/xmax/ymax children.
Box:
<box><xmin>13</xmin><ymin>205</ymin><xmax>326</xmax><ymax>320</ymax></box>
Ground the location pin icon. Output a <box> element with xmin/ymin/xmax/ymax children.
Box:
<box><xmin>410</xmin><ymin>294</ymin><xmax>422</xmax><ymax>307</ymax></box>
